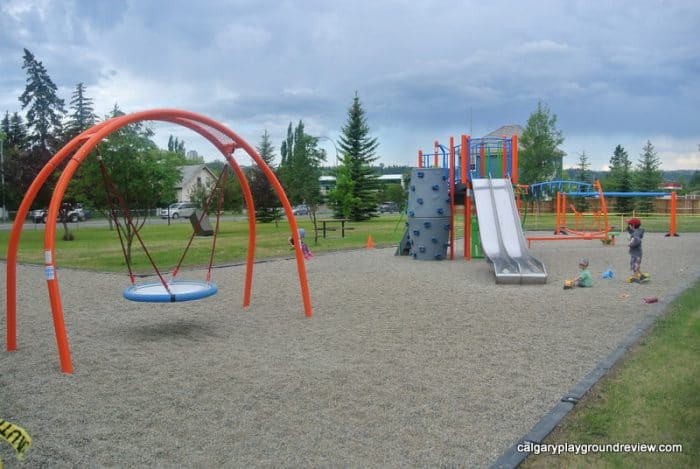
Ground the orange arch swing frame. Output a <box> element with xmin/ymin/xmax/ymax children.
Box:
<box><xmin>6</xmin><ymin>109</ymin><xmax>313</xmax><ymax>373</ymax></box>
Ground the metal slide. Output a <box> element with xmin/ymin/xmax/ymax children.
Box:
<box><xmin>472</xmin><ymin>178</ymin><xmax>547</xmax><ymax>284</ymax></box>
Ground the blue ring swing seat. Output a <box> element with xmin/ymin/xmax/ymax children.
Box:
<box><xmin>123</xmin><ymin>280</ymin><xmax>218</xmax><ymax>303</ymax></box>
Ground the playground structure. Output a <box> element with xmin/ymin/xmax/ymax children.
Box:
<box><xmin>5</xmin><ymin>109</ymin><xmax>313</xmax><ymax>373</ymax></box>
<box><xmin>406</xmin><ymin>133</ymin><xmax>681</xmax><ymax>272</ymax></box>
<box><xmin>413</xmin><ymin>135</ymin><xmax>519</xmax><ymax>262</ymax></box>
<box><xmin>528</xmin><ymin>180</ymin><xmax>679</xmax><ymax>242</ymax></box>
<box><xmin>525</xmin><ymin>180</ymin><xmax>613</xmax><ymax>246</ymax></box>
<box><xmin>404</xmin><ymin>134</ymin><xmax>548</xmax><ymax>284</ymax></box>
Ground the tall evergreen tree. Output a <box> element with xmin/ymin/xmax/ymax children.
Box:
<box><xmin>575</xmin><ymin>150</ymin><xmax>590</xmax><ymax>182</ymax></box>
<box><xmin>608</xmin><ymin>144</ymin><xmax>634</xmax><ymax>214</ymax></box>
<box><xmin>19</xmin><ymin>48</ymin><xmax>66</xmax><ymax>152</ymax></box>
<box><xmin>2</xmin><ymin>112</ymin><xmax>29</xmax><ymax>150</ymax></box>
<box><xmin>331</xmin><ymin>92</ymin><xmax>380</xmax><ymax>221</ymax></box>
<box><xmin>65</xmin><ymin>82</ymin><xmax>98</xmax><ymax>139</ymax></box>
<box><xmin>278</xmin><ymin>120</ymin><xmax>325</xmax><ymax>239</ymax></box>
<box><xmin>518</xmin><ymin>101</ymin><xmax>565</xmax><ymax>185</ymax></box>
<box><xmin>0</xmin><ymin>112</ymin><xmax>30</xmax><ymax>209</ymax></box>
<box><xmin>251</xmin><ymin>130</ymin><xmax>281</xmax><ymax>222</ymax></box>
<box><xmin>634</xmin><ymin>140</ymin><xmax>663</xmax><ymax>213</ymax></box>
<box><xmin>573</xmin><ymin>150</ymin><xmax>590</xmax><ymax>211</ymax></box>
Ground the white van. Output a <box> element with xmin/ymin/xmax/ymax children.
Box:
<box><xmin>160</xmin><ymin>202</ymin><xmax>198</xmax><ymax>219</ymax></box>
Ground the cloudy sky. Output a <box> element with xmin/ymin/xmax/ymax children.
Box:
<box><xmin>1</xmin><ymin>0</ymin><xmax>698</xmax><ymax>171</ymax></box>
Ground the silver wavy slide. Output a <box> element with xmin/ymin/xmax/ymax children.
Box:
<box><xmin>471</xmin><ymin>178</ymin><xmax>547</xmax><ymax>284</ymax></box>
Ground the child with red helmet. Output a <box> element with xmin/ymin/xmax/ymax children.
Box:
<box><xmin>626</xmin><ymin>218</ymin><xmax>648</xmax><ymax>282</ymax></box>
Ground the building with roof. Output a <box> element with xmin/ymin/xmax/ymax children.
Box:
<box><xmin>175</xmin><ymin>165</ymin><xmax>217</xmax><ymax>202</ymax></box>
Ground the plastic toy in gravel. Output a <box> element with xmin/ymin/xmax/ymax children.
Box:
<box><xmin>627</xmin><ymin>273</ymin><xmax>651</xmax><ymax>283</ymax></box>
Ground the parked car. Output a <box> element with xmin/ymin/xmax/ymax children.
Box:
<box><xmin>292</xmin><ymin>204</ymin><xmax>309</xmax><ymax>216</ymax></box>
<box><xmin>30</xmin><ymin>203</ymin><xmax>88</xmax><ymax>223</ymax></box>
<box><xmin>378</xmin><ymin>201</ymin><xmax>399</xmax><ymax>213</ymax></box>
<box><xmin>160</xmin><ymin>202</ymin><xmax>198</xmax><ymax>219</ymax></box>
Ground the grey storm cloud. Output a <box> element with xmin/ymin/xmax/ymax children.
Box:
<box><xmin>1</xmin><ymin>0</ymin><xmax>699</xmax><ymax>169</ymax></box>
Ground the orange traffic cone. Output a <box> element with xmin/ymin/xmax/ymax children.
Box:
<box><xmin>366</xmin><ymin>234</ymin><xmax>374</xmax><ymax>249</ymax></box>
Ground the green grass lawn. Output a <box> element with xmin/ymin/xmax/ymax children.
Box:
<box><xmin>522</xmin><ymin>279</ymin><xmax>700</xmax><ymax>468</ymax></box>
<box><xmin>2</xmin><ymin>213</ymin><xmax>699</xmax><ymax>272</ymax></box>
<box><xmin>0</xmin><ymin>216</ymin><xmax>410</xmax><ymax>272</ymax></box>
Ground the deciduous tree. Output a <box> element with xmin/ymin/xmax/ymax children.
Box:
<box><xmin>70</xmin><ymin>106</ymin><xmax>180</xmax><ymax>260</ymax></box>
<box><xmin>278</xmin><ymin>120</ymin><xmax>325</xmax><ymax>240</ymax></box>
<box><xmin>518</xmin><ymin>101</ymin><xmax>564</xmax><ymax>185</ymax></box>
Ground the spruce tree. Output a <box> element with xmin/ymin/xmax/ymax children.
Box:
<box><xmin>5</xmin><ymin>112</ymin><xmax>29</xmax><ymax>150</ymax></box>
<box><xmin>573</xmin><ymin>150</ymin><xmax>590</xmax><ymax>211</ymax></box>
<box><xmin>608</xmin><ymin>144</ymin><xmax>633</xmax><ymax>214</ymax></box>
<box><xmin>19</xmin><ymin>48</ymin><xmax>66</xmax><ymax>152</ymax></box>
<box><xmin>634</xmin><ymin>140</ymin><xmax>663</xmax><ymax>213</ymax></box>
<box><xmin>0</xmin><ymin>112</ymin><xmax>30</xmax><ymax>209</ymax></box>
<box><xmin>333</xmin><ymin>92</ymin><xmax>380</xmax><ymax>221</ymax></box>
<box><xmin>251</xmin><ymin>130</ymin><xmax>281</xmax><ymax>222</ymax></box>
<box><xmin>65</xmin><ymin>82</ymin><xmax>98</xmax><ymax>140</ymax></box>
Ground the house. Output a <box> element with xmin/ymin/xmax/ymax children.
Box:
<box><xmin>175</xmin><ymin>165</ymin><xmax>217</xmax><ymax>202</ymax></box>
<box><xmin>483</xmin><ymin>124</ymin><xmax>524</xmax><ymax>138</ymax></box>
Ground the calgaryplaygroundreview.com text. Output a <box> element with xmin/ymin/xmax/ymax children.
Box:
<box><xmin>518</xmin><ymin>441</ymin><xmax>683</xmax><ymax>456</ymax></box>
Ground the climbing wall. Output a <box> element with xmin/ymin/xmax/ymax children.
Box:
<box><xmin>406</xmin><ymin>168</ymin><xmax>451</xmax><ymax>260</ymax></box>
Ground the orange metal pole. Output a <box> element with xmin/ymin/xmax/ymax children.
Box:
<box><xmin>511</xmin><ymin>135</ymin><xmax>518</xmax><ymax>184</ymax></box>
<box><xmin>418</xmin><ymin>150</ymin><xmax>423</xmax><ymax>168</ymax></box>
<box><xmin>449</xmin><ymin>136</ymin><xmax>455</xmax><ymax>260</ymax></box>
<box><xmin>668</xmin><ymin>191</ymin><xmax>677</xmax><ymax>236</ymax></box>
<box><xmin>594</xmin><ymin>179</ymin><xmax>609</xmax><ymax>235</ymax></box>
<box><xmin>434</xmin><ymin>140</ymin><xmax>439</xmax><ymax>168</ymax></box>
<box><xmin>6</xmin><ymin>123</ymin><xmax>109</xmax><ymax>352</ymax></box>
<box><xmin>222</xmin><ymin>153</ymin><xmax>256</xmax><ymax>307</ymax></box>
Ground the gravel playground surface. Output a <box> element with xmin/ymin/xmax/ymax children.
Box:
<box><xmin>1</xmin><ymin>232</ymin><xmax>698</xmax><ymax>467</ymax></box>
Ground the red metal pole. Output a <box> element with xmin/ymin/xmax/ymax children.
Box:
<box><xmin>434</xmin><ymin>140</ymin><xmax>439</xmax><ymax>168</ymax></box>
<box><xmin>418</xmin><ymin>150</ymin><xmax>423</xmax><ymax>168</ymax></box>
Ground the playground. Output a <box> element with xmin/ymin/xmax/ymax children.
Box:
<box><xmin>1</xmin><ymin>232</ymin><xmax>698</xmax><ymax>466</ymax></box>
